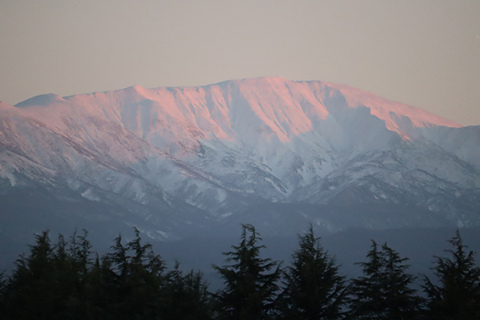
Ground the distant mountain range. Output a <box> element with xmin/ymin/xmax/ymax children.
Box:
<box><xmin>1</xmin><ymin>77</ymin><xmax>479</xmax><ymax>248</ymax></box>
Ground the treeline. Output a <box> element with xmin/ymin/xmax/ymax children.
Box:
<box><xmin>1</xmin><ymin>225</ymin><xmax>479</xmax><ymax>319</ymax></box>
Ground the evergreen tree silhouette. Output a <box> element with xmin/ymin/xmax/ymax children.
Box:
<box><xmin>213</xmin><ymin>224</ymin><xmax>281</xmax><ymax>320</ymax></box>
<box><xmin>423</xmin><ymin>230</ymin><xmax>480</xmax><ymax>320</ymax></box>
<box><xmin>348</xmin><ymin>241</ymin><xmax>421</xmax><ymax>320</ymax></box>
<box><xmin>278</xmin><ymin>225</ymin><xmax>347</xmax><ymax>320</ymax></box>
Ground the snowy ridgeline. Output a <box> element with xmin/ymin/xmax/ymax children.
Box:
<box><xmin>0</xmin><ymin>77</ymin><xmax>479</xmax><ymax>242</ymax></box>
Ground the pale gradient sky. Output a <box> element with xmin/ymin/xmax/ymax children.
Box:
<box><xmin>1</xmin><ymin>0</ymin><xmax>479</xmax><ymax>125</ymax></box>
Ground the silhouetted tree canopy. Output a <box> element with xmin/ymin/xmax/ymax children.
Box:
<box><xmin>212</xmin><ymin>224</ymin><xmax>281</xmax><ymax>320</ymax></box>
<box><xmin>0</xmin><ymin>226</ymin><xmax>477</xmax><ymax>320</ymax></box>
<box><xmin>278</xmin><ymin>225</ymin><xmax>347</xmax><ymax>320</ymax></box>
<box><xmin>0</xmin><ymin>228</ymin><xmax>211</xmax><ymax>320</ymax></box>
<box><xmin>423</xmin><ymin>230</ymin><xmax>480</xmax><ymax>320</ymax></box>
<box><xmin>348</xmin><ymin>241</ymin><xmax>422</xmax><ymax>320</ymax></box>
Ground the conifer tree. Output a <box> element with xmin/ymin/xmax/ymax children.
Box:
<box><xmin>104</xmin><ymin>228</ymin><xmax>166</xmax><ymax>319</ymax></box>
<box><xmin>3</xmin><ymin>231</ymin><xmax>58</xmax><ymax>319</ymax></box>
<box><xmin>423</xmin><ymin>230</ymin><xmax>480</xmax><ymax>320</ymax></box>
<box><xmin>67</xmin><ymin>229</ymin><xmax>93</xmax><ymax>276</ymax></box>
<box><xmin>50</xmin><ymin>232</ymin><xmax>91</xmax><ymax>319</ymax></box>
<box><xmin>278</xmin><ymin>225</ymin><xmax>347</xmax><ymax>320</ymax></box>
<box><xmin>213</xmin><ymin>224</ymin><xmax>281</xmax><ymax>320</ymax></box>
<box><xmin>162</xmin><ymin>263</ymin><xmax>212</xmax><ymax>320</ymax></box>
<box><xmin>1</xmin><ymin>230</ymin><xmax>94</xmax><ymax>319</ymax></box>
<box><xmin>0</xmin><ymin>228</ymin><xmax>214</xmax><ymax>320</ymax></box>
<box><xmin>348</xmin><ymin>241</ymin><xmax>421</xmax><ymax>320</ymax></box>
<box><xmin>82</xmin><ymin>254</ymin><xmax>117</xmax><ymax>319</ymax></box>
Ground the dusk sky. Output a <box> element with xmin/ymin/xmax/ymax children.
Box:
<box><xmin>1</xmin><ymin>0</ymin><xmax>479</xmax><ymax>126</ymax></box>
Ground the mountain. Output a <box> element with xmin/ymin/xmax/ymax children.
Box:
<box><xmin>0</xmin><ymin>77</ymin><xmax>479</xmax><ymax>251</ymax></box>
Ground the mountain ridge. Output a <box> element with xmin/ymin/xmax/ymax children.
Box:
<box><xmin>0</xmin><ymin>77</ymin><xmax>478</xmax><ymax>243</ymax></box>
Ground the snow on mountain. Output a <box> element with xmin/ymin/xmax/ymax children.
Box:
<box><xmin>0</xmin><ymin>77</ymin><xmax>478</xmax><ymax>241</ymax></box>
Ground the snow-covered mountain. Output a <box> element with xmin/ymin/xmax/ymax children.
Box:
<box><xmin>0</xmin><ymin>77</ymin><xmax>479</xmax><ymax>242</ymax></box>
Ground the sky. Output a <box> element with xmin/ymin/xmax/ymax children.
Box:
<box><xmin>1</xmin><ymin>0</ymin><xmax>479</xmax><ymax>126</ymax></box>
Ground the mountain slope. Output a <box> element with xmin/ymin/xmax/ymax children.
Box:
<box><xmin>0</xmin><ymin>77</ymin><xmax>478</xmax><ymax>243</ymax></box>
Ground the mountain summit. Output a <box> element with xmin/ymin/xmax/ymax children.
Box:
<box><xmin>0</xmin><ymin>77</ymin><xmax>479</xmax><ymax>241</ymax></box>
